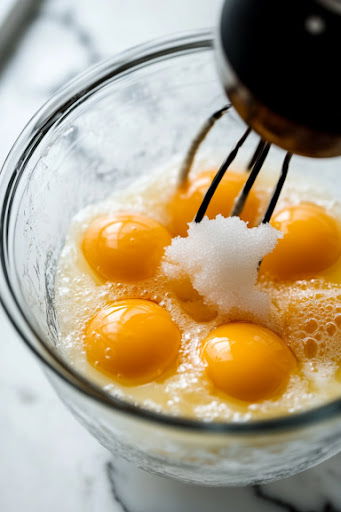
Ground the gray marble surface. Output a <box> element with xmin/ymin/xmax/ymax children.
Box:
<box><xmin>1</xmin><ymin>1</ymin><xmax>341</xmax><ymax>511</ymax></box>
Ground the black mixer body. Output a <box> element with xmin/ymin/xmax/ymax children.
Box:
<box><xmin>216</xmin><ymin>0</ymin><xmax>341</xmax><ymax>157</ymax></box>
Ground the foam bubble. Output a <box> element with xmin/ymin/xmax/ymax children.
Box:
<box><xmin>266</xmin><ymin>279</ymin><xmax>341</xmax><ymax>384</ymax></box>
<box><xmin>163</xmin><ymin>215</ymin><xmax>281</xmax><ymax>318</ymax></box>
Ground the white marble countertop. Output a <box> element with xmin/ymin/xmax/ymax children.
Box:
<box><xmin>1</xmin><ymin>1</ymin><xmax>341</xmax><ymax>511</ymax></box>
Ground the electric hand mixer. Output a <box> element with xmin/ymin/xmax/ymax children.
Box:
<box><xmin>180</xmin><ymin>0</ymin><xmax>341</xmax><ymax>225</ymax></box>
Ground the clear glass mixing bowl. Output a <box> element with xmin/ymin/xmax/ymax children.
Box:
<box><xmin>1</xmin><ymin>30</ymin><xmax>341</xmax><ymax>486</ymax></box>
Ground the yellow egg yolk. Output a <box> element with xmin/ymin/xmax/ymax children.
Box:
<box><xmin>84</xmin><ymin>299</ymin><xmax>181</xmax><ymax>384</ymax></box>
<box><xmin>261</xmin><ymin>202</ymin><xmax>341</xmax><ymax>281</ymax></box>
<box><xmin>169</xmin><ymin>275</ymin><xmax>217</xmax><ymax>322</ymax></box>
<box><xmin>202</xmin><ymin>322</ymin><xmax>296</xmax><ymax>402</ymax></box>
<box><xmin>318</xmin><ymin>257</ymin><xmax>341</xmax><ymax>284</ymax></box>
<box><xmin>168</xmin><ymin>170</ymin><xmax>263</xmax><ymax>237</ymax></box>
<box><xmin>82</xmin><ymin>213</ymin><xmax>171</xmax><ymax>282</ymax></box>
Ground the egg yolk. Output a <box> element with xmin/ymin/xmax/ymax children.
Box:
<box><xmin>169</xmin><ymin>275</ymin><xmax>217</xmax><ymax>322</ymax></box>
<box><xmin>261</xmin><ymin>202</ymin><xmax>341</xmax><ymax>281</ymax></box>
<box><xmin>168</xmin><ymin>170</ymin><xmax>263</xmax><ymax>237</ymax></box>
<box><xmin>318</xmin><ymin>257</ymin><xmax>341</xmax><ymax>284</ymax></box>
<box><xmin>82</xmin><ymin>213</ymin><xmax>171</xmax><ymax>282</ymax></box>
<box><xmin>202</xmin><ymin>322</ymin><xmax>296</xmax><ymax>402</ymax></box>
<box><xmin>84</xmin><ymin>299</ymin><xmax>181</xmax><ymax>384</ymax></box>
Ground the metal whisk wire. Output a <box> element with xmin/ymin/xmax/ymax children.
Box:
<box><xmin>179</xmin><ymin>104</ymin><xmax>231</xmax><ymax>186</ymax></box>
<box><xmin>246</xmin><ymin>138</ymin><xmax>265</xmax><ymax>171</ymax></box>
<box><xmin>231</xmin><ymin>141</ymin><xmax>271</xmax><ymax>218</ymax></box>
<box><xmin>195</xmin><ymin>126</ymin><xmax>251</xmax><ymax>223</ymax></box>
<box><xmin>262</xmin><ymin>152</ymin><xmax>292</xmax><ymax>224</ymax></box>
<box><xmin>179</xmin><ymin>105</ymin><xmax>293</xmax><ymax>225</ymax></box>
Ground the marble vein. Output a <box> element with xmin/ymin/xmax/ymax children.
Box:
<box><xmin>254</xmin><ymin>484</ymin><xmax>341</xmax><ymax>512</ymax></box>
<box><xmin>106</xmin><ymin>461</ymin><xmax>132</xmax><ymax>512</ymax></box>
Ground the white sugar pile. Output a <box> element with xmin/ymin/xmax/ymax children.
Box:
<box><xmin>163</xmin><ymin>215</ymin><xmax>282</xmax><ymax>318</ymax></box>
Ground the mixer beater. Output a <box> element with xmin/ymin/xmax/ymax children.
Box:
<box><xmin>179</xmin><ymin>105</ymin><xmax>291</xmax><ymax>227</ymax></box>
<box><xmin>178</xmin><ymin>0</ymin><xmax>340</xmax><ymax>226</ymax></box>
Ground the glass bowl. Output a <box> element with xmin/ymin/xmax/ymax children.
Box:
<box><xmin>1</xmin><ymin>30</ymin><xmax>341</xmax><ymax>487</ymax></box>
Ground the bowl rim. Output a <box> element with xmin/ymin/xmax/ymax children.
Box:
<box><xmin>1</xmin><ymin>29</ymin><xmax>341</xmax><ymax>434</ymax></box>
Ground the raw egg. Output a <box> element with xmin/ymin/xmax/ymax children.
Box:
<box><xmin>84</xmin><ymin>299</ymin><xmax>181</xmax><ymax>384</ymax></box>
<box><xmin>168</xmin><ymin>170</ymin><xmax>263</xmax><ymax>237</ymax></box>
<box><xmin>261</xmin><ymin>202</ymin><xmax>341</xmax><ymax>281</ymax></box>
<box><xmin>82</xmin><ymin>213</ymin><xmax>171</xmax><ymax>282</ymax></box>
<box><xmin>169</xmin><ymin>274</ymin><xmax>217</xmax><ymax>322</ymax></box>
<box><xmin>318</xmin><ymin>259</ymin><xmax>341</xmax><ymax>284</ymax></box>
<box><xmin>202</xmin><ymin>322</ymin><xmax>296</xmax><ymax>402</ymax></box>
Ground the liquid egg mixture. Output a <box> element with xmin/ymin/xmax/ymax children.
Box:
<box><xmin>55</xmin><ymin>164</ymin><xmax>341</xmax><ymax>421</ymax></box>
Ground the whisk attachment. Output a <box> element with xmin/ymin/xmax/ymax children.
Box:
<box><xmin>231</xmin><ymin>141</ymin><xmax>271</xmax><ymax>218</ymax></box>
<box><xmin>178</xmin><ymin>105</ymin><xmax>293</xmax><ymax>227</ymax></box>
<box><xmin>179</xmin><ymin>104</ymin><xmax>230</xmax><ymax>185</ymax></box>
<box><xmin>247</xmin><ymin>138</ymin><xmax>265</xmax><ymax>171</ymax></box>
<box><xmin>262</xmin><ymin>152</ymin><xmax>292</xmax><ymax>224</ymax></box>
<box><xmin>195</xmin><ymin>126</ymin><xmax>251</xmax><ymax>223</ymax></box>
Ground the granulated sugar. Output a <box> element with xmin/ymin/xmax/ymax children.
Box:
<box><xmin>164</xmin><ymin>215</ymin><xmax>281</xmax><ymax>317</ymax></box>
